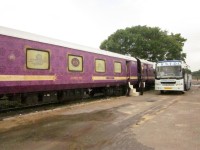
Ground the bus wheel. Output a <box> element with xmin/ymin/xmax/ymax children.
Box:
<box><xmin>160</xmin><ymin>90</ymin><xmax>164</xmax><ymax>94</ymax></box>
<box><xmin>184</xmin><ymin>84</ymin><xmax>188</xmax><ymax>91</ymax></box>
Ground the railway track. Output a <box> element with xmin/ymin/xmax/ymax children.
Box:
<box><xmin>0</xmin><ymin>93</ymin><xmax>110</xmax><ymax>119</ymax></box>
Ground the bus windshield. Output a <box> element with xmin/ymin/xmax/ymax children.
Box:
<box><xmin>156</xmin><ymin>65</ymin><xmax>182</xmax><ymax>79</ymax></box>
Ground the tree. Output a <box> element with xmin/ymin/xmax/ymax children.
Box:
<box><xmin>100</xmin><ymin>26</ymin><xmax>187</xmax><ymax>62</ymax></box>
<box><xmin>192</xmin><ymin>70</ymin><xmax>200</xmax><ymax>76</ymax></box>
<box><xmin>192</xmin><ymin>70</ymin><xmax>200</xmax><ymax>80</ymax></box>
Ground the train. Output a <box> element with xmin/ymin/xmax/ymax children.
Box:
<box><xmin>0</xmin><ymin>26</ymin><xmax>155</xmax><ymax>104</ymax></box>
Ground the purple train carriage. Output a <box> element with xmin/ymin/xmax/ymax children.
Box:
<box><xmin>0</xmin><ymin>26</ymin><xmax>155</xmax><ymax>103</ymax></box>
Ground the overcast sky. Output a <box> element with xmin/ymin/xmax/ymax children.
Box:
<box><xmin>0</xmin><ymin>0</ymin><xmax>200</xmax><ymax>71</ymax></box>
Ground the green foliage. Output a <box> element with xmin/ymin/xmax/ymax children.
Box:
<box><xmin>100</xmin><ymin>26</ymin><xmax>187</xmax><ymax>62</ymax></box>
<box><xmin>184</xmin><ymin>68</ymin><xmax>192</xmax><ymax>74</ymax></box>
<box><xmin>192</xmin><ymin>70</ymin><xmax>200</xmax><ymax>80</ymax></box>
<box><xmin>192</xmin><ymin>70</ymin><xmax>200</xmax><ymax>76</ymax></box>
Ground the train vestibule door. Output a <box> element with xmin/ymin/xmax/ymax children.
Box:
<box><xmin>126</xmin><ymin>61</ymin><xmax>131</xmax><ymax>79</ymax></box>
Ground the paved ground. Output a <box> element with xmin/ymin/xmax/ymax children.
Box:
<box><xmin>0</xmin><ymin>85</ymin><xmax>200</xmax><ymax>150</ymax></box>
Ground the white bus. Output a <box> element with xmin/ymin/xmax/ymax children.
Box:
<box><xmin>155</xmin><ymin>60</ymin><xmax>192</xmax><ymax>93</ymax></box>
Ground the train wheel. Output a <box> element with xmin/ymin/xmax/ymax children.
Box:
<box><xmin>38</xmin><ymin>93</ymin><xmax>43</xmax><ymax>102</ymax></box>
<box><xmin>89</xmin><ymin>89</ymin><xmax>95</xmax><ymax>97</ymax></box>
<box><xmin>7</xmin><ymin>94</ymin><xmax>14</xmax><ymax>101</ymax></box>
<box><xmin>74</xmin><ymin>89</ymin><xmax>84</xmax><ymax>100</ymax></box>
<box><xmin>107</xmin><ymin>87</ymin><xmax>111</xmax><ymax>96</ymax></box>
<box><xmin>57</xmin><ymin>91</ymin><xmax>64</xmax><ymax>102</ymax></box>
<box><xmin>0</xmin><ymin>94</ymin><xmax>4</xmax><ymax>99</ymax></box>
<box><xmin>121</xmin><ymin>86</ymin><xmax>127</xmax><ymax>96</ymax></box>
<box><xmin>114</xmin><ymin>86</ymin><xmax>122</xmax><ymax>96</ymax></box>
<box><xmin>21</xmin><ymin>93</ymin><xmax>27</xmax><ymax>104</ymax></box>
<box><xmin>103</xmin><ymin>88</ymin><xmax>109</xmax><ymax>97</ymax></box>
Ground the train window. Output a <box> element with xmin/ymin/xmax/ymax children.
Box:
<box><xmin>114</xmin><ymin>62</ymin><xmax>122</xmax><ymax>73</ymax></box>
<box><xmin>68</xmin><ymin>54</ymin><xmax>83</xmax><ymax>72</ymax></box>
<box><xmin>26</xmin><ymin>49</ymin><xmax>50</xmax><ymax>70</ymax></box>
<box><xmin>95</xmin><ymin>59</ymin><xmax>106</xmax><ymax>73</ymax></box>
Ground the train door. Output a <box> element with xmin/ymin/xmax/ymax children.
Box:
<box><xmin>136</xmin><ymin>59</ymin><xmax>142</xmax><ymax>82</ymax></box>
<box><xmin>143</xmin><ymin>64</ymin><xmax>148</xmax><ymax>81</ymax></box>
<box><xmin>136</xmin><ymin>59</ymin><xmax>144</xmax><ymax>95</ymax></box>
<box><xmin>126</xmin><ymin>61</ymin><xmax>131</xmax><ymax>79</ymax></box>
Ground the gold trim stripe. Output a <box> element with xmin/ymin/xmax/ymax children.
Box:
<box><xmin>114</xmin><ymin>77</ymin><xmax>127</xmax><ymax>80</ymax></box>
<box><xmin>92</xmin><ymin>76</ymin><xmax>107</xmax><ymax>81</ymax></box>
<box><xmin>130</xmin><ymin>76</ymin><xmax>138</xmax><ymax>80</ymax></box>
<box><xmin>0</xmin><ymin>75</ymin><xmax>56</xmax><ymax>81</ymax></box>
<box><xmin>92</xmin><ymin>76</ymin><xmax>138</xmax><ymax>81</ymax></box>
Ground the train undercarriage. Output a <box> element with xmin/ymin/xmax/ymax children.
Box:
<box><xmin>0</xmin><ymin>85</ymin><xmax>127</xmax><ymax>111</ymax></box>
